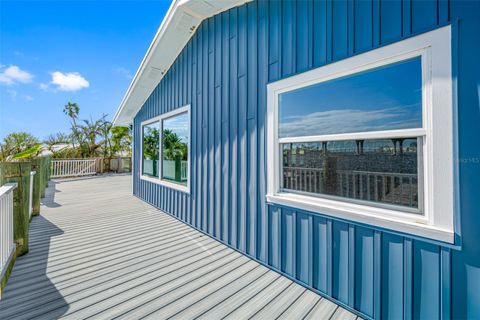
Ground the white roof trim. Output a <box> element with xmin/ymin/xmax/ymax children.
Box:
<box><xmin>113</xmin><ymin>0</ymin><xmax>250</xmax><ymax>126</ymax></box>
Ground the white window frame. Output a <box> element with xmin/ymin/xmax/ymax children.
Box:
<box><xmin>266</xmin><ymin>25</ymin><xmax>454</xmax><ymax>243</ymax></box>
<box><xmin>140</xmin><ymin>105</ymin><xmax>191</xmax><ymax>194</ymax></box>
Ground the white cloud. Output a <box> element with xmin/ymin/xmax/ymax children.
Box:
<box><xmin>0</xmin><ymin>65</ymin><xmax>34</xmax><ymax>85</ymax></box>
<box><xmin>39</xmin><ymin>83</ymin><xmax>49</xmax><ymax>90</ymax></box>
<box><xmin>25</xmin><ymin>95</ymin><xmax>34</xmax><ymax>101</ymax></box>
<box><xmin>113</xmin><ymin>66</ymin><xmax>132</xmax><ymax>79</ymax></box>
<box><xmin>49</xmin><ymin>71</ymin><xmax>89</xmax><ymax>92</ymax></box>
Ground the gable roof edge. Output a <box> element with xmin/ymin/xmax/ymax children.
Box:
<box><xmin>113</xmin><ymin>0</ymin><xmax>250</xmax><ymax>126</ymax></box>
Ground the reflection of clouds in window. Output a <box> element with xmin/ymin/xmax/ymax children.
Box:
<box><xmin>279</xmin><ymin>57</ymin><xmax>422</xmax><ymax>138</ymax></box>
<box><xmin>163</xmin><ymin>113</ymin><xmax>188</xmax><ymax>142</ymax></box>
<box><xmin>279</xmin><ymin>106</ymin><xmax>421</xmax><ymax>138</ymax></box>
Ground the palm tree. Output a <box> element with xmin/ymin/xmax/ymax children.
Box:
<box><xmin>59</xmin><ymin>102</ymin><xmax>132</xmax><ymax>159</ymax></box>
<box><xmin>63</xmin><ymin>102</ymin><xmax>79</xmax><ymax>126</ymax></box>
<box><xmin>162</xmin><ymin>129</ymin><xmax>184</xmax><ymax>160</ymax></box>
<box><xmin>63</xmin><ymin>102</ymin><xmax>80</xmax><ymax>149</ymax></box>
<box><xmin>77</xmin><ymin>116</ymin><xmax>105</xmax><ymax>157</ymax></box>
<box><xmin>144</xmin><ymin>127</ymin><xmax>160</xmax><ymax>160</ymax></box>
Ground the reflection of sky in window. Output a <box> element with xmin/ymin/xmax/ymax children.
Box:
<box><xmin>279</xmin><ymin>57</ymin><xmax>422</xmax><ymax>138</ymax></box>
<box><xmin>143</xmin><ymin>122</ymin><xmax>158</xmax><ymax>134</ymax></box>
<box><xmin>163</xmin><ymin>112</ymin><xmax>189</xmax><ymax>142</ymax></box>
<box><xmin>143</xmin><ymin>122</ymin><xmax>159</xmax><ymax>143</ymax></box>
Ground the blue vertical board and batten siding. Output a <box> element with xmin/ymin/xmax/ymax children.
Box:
<box><xmin>133</xmin><ymin>1</ymin><xmax>480</xmax><ymax>319</ymax></box>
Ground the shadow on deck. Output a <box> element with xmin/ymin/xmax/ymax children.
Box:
<box><xmin>0</xmin><ymin>175</ymin><xmax>360</xmax><ymax>320</ymax></box>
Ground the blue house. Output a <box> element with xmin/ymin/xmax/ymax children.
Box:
<box><xmin>113</xmin><ymin>0</ymin><xmax>480</xmax><ymax>318</ymax></box>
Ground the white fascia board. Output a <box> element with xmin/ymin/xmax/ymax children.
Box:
<box><xmin>113</xmin><ymin>0</ymin><xmax>250</xmax><ymax>126</ymax></box>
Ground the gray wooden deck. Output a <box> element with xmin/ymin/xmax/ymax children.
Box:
<box><xmin>0</xmin><ymin>175</ymin><xmax>359</xmax><ymax>320</ymax></box>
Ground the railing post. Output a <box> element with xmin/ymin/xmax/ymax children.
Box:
<box><xmin>28</xmin><ymin>171</ymin><xmax>36</xmax><ymax>219</ymax></box>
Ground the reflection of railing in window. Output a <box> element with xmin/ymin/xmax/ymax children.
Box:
<box><xmin>143</xmin><ymin>159</ymin><xmax>157</xmax><ymax>176</ymax></box>
<box><xmin>181</xmin><ymin>161</ymin><xmax>187</xmax><ymax>180</ymax></box>
<box><xmin>283</xmin><ymin>167</ymin><xmax>418</xmax><ymax>208</ymax></box>
<box><xmin>163</xmin><ymin>160</ymin><xmax>188</xmax><ymax>181</ymax></box>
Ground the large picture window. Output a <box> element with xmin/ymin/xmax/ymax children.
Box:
<box><xmin>267</xmin><ymin>26</ymin><xmax>455</xmax><ymax>243</ymax></box>
<box><xmin>279</xmin><ymin>57</ymin><xmax>423</xmax><ymax>213</ymax></box>
<box><xmin>140</xmin><ymin>105</ymin><xmax>190</xmax><ymax>193</ymax></box>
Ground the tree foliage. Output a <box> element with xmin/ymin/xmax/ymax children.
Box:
<box><xmin>162</xmin><ymin>129</ymin><xmax>187</xmax><ymax>161</ymax></box>
<box><xmin>58</xmin><ymin>103</ymin><xmax>132</xmax><ymax>159</ymax></box>
<box><xmin>0</xmin><ymin>132</ymin><xmax>40</xmax><ymax>161</ymax></box>
<box><xmin>143</xmin><ymin>127</ymin><xmax>159</xmax><ymax>160</ymax></box>
<box><xmin>0</xmin><ymin>102</ymin><xmax>132</xmax><ymax>161</ymax></box>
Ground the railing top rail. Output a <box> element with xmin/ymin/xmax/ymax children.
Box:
<box><xmin>52</xmin><ymin>158</ymin><xmax>98</xmax><ymax>161</ymax></box>
<box><xmin>336</xmin><ymin>169</ymin><xmax>417</xmax><ymax>177</ymax></box>
<box><xmin>284</xmin><ymin>166</ymin><xmax>324</xmax><ymax>171</ymax></box>
<box><xmin>284</xmin><ymin>167</ymin><xmax>417</xmax><ymax>177</ymax></box>
<box><xmin>0</xmin><ymin>183</ymin><xmax>18</xmax><ymax>197</ymax></box>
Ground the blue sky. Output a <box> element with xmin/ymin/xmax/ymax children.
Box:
<box><xmin>0</xmin><ymin>0</ymin><xmax>170</xmax><ymax>140</ymax></box>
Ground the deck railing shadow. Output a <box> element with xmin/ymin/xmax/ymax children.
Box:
<box><xmin>40</xmin><ymin>181</ymin><xmax>61</xmax><ymax>208</ymax></box>
<box><xmin>51</xmin><ymin>172</ymin><xmax>132</xmax><ymax>183</ymax></box>
<box><xmin>0</xmin><ymin>214</ymin><xmax>68</xmax><ymax>319</ymax></box>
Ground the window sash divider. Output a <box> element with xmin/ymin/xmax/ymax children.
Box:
<box><xmin>278</xmin><ymin>128</ymin><xmax>426</xmax><ymax>144</ymax></box>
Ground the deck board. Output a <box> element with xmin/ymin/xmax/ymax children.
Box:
<box><xmin>0</xmin><ymin>175</ymin><xmax>359</xmax><ymax>320</ymax></box>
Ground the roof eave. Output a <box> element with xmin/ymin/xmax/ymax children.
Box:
<box><xmin>113</xmin><ymin>0</ymin><xmax>250</xmax><ymax>126</ymax></box>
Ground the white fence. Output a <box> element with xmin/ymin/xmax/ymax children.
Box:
<box><xmin>0</xmin><ymin>183</ymin><xmax>17</xmax><ymax>292</ymax></box>
<box><xmin>29</xmin><ymin>171</ymin><xmax>36</xmax><ymax>219</ymax></box>
<box><xmin>52</xmin><ymin>159</ymin><xmax>97</xmax><ymax>178</ymax></box>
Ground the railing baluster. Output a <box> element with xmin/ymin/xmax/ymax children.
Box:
<box><xmin>409</xmin><ymin>177</ymin><xmax>413</xmax><ymax>207</ymax></box>
<box><xmin>367</xmin><ymin>174</ymin><xmax>370</xmax><ymax>201</ymax></box>
<box><xmin>382</xmin><ymin>175</ymin><xmax>387</xmax><ymax>202</ymax></box>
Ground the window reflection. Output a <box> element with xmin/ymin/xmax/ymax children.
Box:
<box><xmin>282</xmin><ymin>138</ymin><xmax>420</xmax><ymax>210</ymax></box>
<box><xmin>142</xmin><ymin>122</ymin><xmax>159</xmax><ymax>177</ymax></box>
<box><xmin>162</xmin><ymin>112</ymin><xmax>189</xmax><ymax>185</ymax></box>
<box><xmin>279</xmin><ymin>57</ymin><xmax>423</xmax><ymax>138</ymax></box>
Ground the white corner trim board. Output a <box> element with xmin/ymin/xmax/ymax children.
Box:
<box><xmin>266</xmin><ymin>25</ymin><xmax>455</xmax><ymax>243</ymax></box>
<box><xmin>113</xmin><ymin>0</ymin><xmax>251</xmax><ymax>127</ymax></box>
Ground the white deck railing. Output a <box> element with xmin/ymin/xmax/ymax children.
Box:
<box><xmin>0</xmin><ymin>183</ymin><xmax>17</xmax><ymax>290</ymax></box>
<box><xmin>51</xmin><ymin>159</ymin><xmax>97</xmax><ymax>178</ymax></box>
